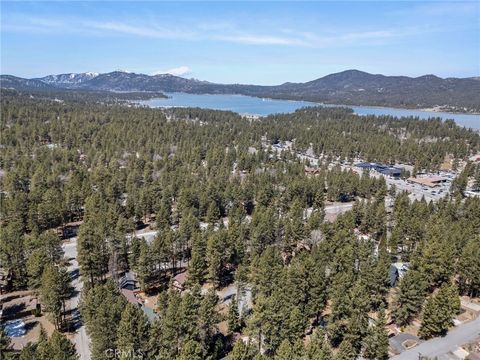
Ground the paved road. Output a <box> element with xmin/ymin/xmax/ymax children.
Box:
<box><xmin>63</xmin><ymin>238</ymin><xmax>91</xmax><ymax>360</ymax></box>
<box><xmin>391</xmin><ymin>316</ymin><xmax>480</xmax><ymax>360</ymax></box>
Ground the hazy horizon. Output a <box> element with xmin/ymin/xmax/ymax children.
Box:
<box><xmin>3</xmin><ymin>68</ymin><xmax>479</xmax><ymax>85</ymax></box>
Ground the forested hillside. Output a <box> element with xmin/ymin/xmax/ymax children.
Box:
<box><xmin>2</xmin><ymin>69</ymin><xmax>480</xmax><ymax>112</ymax></box>
<box><xmin>1</xmin><ymin>92</ymin><xmax>480</xmax><ymax>359</ymax></box>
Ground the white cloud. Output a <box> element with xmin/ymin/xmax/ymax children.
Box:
<box><xmin>153</xmin><ymin>66</ymin><xmax>191</xmax><ymax>76</ymax></box>
<box><xmin>3</xmin><ymin>14</ymin><xmax>437</xmax><ymax>49</ymax></box>
<box><xmin>85</xmin><ymin>21</ymin><xmax>196</xmax><ymax>40</ymax></box>
<box><xmin>214</xmin><ymin>34</ymin><xmax>308</xmax><ymax>46</ymax></box>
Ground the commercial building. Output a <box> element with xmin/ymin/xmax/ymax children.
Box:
<box><xmin>356</xmin><ymin>162</ymin><xmax>402</xmax><ymax>177</ymax></box>
<box><xmin>407</xmin><ymin>176</ymin><xmax>448</xmax><ymax>188</ymax></box>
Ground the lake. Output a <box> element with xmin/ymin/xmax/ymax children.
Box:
<box><xmin>140</xmin><ymin>92</ymin><xmax>480</xmax><ymax>130</ymax></box>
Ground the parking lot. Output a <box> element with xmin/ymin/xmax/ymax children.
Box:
<box><xmin>387</xmin><ymin>176</ymin><xmax>451</xmax><ymax>202</ymax></box>
<box><xmin>263</xmin><ymin>140</ymin><xmax>457</xmax><ymax>203</ymax></box>
<box><xmin>350</xmin><ymin>165</ymin><xmax>455</xmax><ymax>203</ymax></box>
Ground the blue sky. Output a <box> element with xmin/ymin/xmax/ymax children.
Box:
<box><xmin>1</xmin><ymin>1</ymin><xmax>479</xmax><ymax>84</ymax></box>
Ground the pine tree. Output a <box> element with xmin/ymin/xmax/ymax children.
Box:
<box><xmin>286</xmin><ymin>307</ymin><xmax>305</xmax><ymax>343</ymax></box>
<box><xmin>40</xmin><ymin>264</ymin><xmax>67</xmax><ymax>329</ymax></box>
<box><xmin>206</xmin><ymin>232</ymin><xmax>225</xmax><ymax>288</ymax></box>
<box><xmin>274</xmin><ymin>339</ymin><xmax>297</xmax><ymax>360</ymax></box>
<box><xmin>334</xmin><ymin>340</ymin><xmax>356</xmax><ymax>360</ymax></box>
<box><xmin>153</xmin><ymin>290</ymin><xmax>182</xmax><ymax>359</ymax></box>
<box><xmin>393</xmin><ymin>270</ymin><xmax>427</xmax><ymax>326</ymax></box>
<box><xmin>283</xmin><ymin>200</ymin><xmax>306</xmax><ymax>257</ymax></box>
<box><xmin>418</xmin><ymin>294</ymin><xmax>440</xmax><ymax>339</ymax></box>
<box><xmin>156</xmin><ymin>195</ymin><xmax>172</xmax><ymax>230</ymax></box>
<box><xmin>228</xmin><ymin>295</ymin><xmax>241</xmax><ymax>334</ymax></box>
<box><xmin>305</xmin><ymin>255</ymin><xmax>327</xmax><ymax>321</ymax></box>
<box><xmin>305</xmin><ymin>331</ymin><xmax>332</xmax><ymax>360</ymax></box>
<box><xmin>178</xmin><ymin>339</ymin><xmax>204</xmax><ymax>360</ymax></box>
<box><xmin>370</xmin><ymin>242</ymin><xmax>390</xmax><ymax>309</ymax></box>
<box><xmin>419</xmin><ymin>283</ymin><xmax>460</xmax><ymax>339</ymax></box>
<box><xmin>36</xmin><ymin>327</ymin><xmax>53</xmax><ymax>359</ymax></box>
<box><xmin>206</xmin><ymin>201</ymin><xmax>220</xmax><ymax>224</ymax></box>
<box><xmin>417</xmin><ymin>235</ymin><xmax>454</xmax><ymax>288</ymax></box>
<box><xmin>19</xmin><ymin>343</ymin><xmax>38</xmax><ymax>360</ymax></box>
<box><xmin>27</xmin><ymin>230</ymin><xmax>64</xmax><ymax>290</ymax></box>
<box><xmin>116</xmin><ymin>303</ymin><xmax>150</xmax><ymax>359</ymax></box>
<box><xmin>362</xmin><ymin>307</ymin><xmax>388</xmax><ymax>360</ymax></box>
<box><xmin>179</xmin><ymin>289</ymin><xmax>201</xmax><ymax>342</ymax></box>
<box><xmin>198</xmin><ymin>289</ymin><xmax>219</xmax><ymax>352</ymax></box>
<box><xmin>27</xmin><ymin>249</ymin><xmax>48</xmax><ymax>290</ymax></box>
<box><xmin>80</xmin><ymin>282</ymin><xmax>126</xmax><ymax>359</ymax></box>
<box><xmin>0</xmin><ymin>327</ymin><xmax>13</xmax><ymax>359</ymax></box>
<box><xmin>77</xmin><ymin>219</ymin><xmax>108</xmax><ymax>286</ymax></box>
<box><xmin>344</xmin><ymin>282</ymin><xmax>370</xmax><ymax>352</ymax></box>
<box><xmin>0</xmin><ymin>219</ymin><xmax>27</xmax><ymax>288</ymax></box>
<box><xmin>137</xmin><ymin>240</ymin><xmax>153</xmax><ymax>292</ymax></box>
<box><xmin>188</xmin><ymin>232</ymin><xmax>207</xmax><ymax>285</ymax></box>
<box><xmin>49</xmin><ymin>330</ymin><xmax>78</xmax><ymax>360</ymax></box>
<box><xmin>37</xmin><ymin>188</ymin><xmax>65</xmax><ymax>230</ymax></box>
<box><xmin>458</xmin><ymin>237</ymin><xmax>480</xmax><ymax>297</ymax></box>
<box><xmin>227</xmin><ymin>340</ymin><xmax>256</xmax><ymax>360</ymax></box>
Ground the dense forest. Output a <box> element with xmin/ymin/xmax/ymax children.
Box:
<box><xmin>1</xmin><ymin>92</ymin><xmax>479</xmax><ymax>360</ymax></box>
<box><xmin>0</xmin><ymin>88</ymin><xmax>167</xmax><ymax>105</ymax></box>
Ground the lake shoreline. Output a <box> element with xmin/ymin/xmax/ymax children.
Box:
<box><xmin>159</xmin><ymin>92</ymin><xmax>480</xmax><ymax>116</ymax></box>
<box><xmin>139</xmin><ymin>92</ymin><xmax>480</xmax><ymax>129</ymax></box>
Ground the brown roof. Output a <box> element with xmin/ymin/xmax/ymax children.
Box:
<box><xmin>172</xmin><ymin>272</ymin><xmax>188</xmax><ymax>290</ymax></box>
<box><xmin>174</xmin><ymin>272</ymin><xmax>188</xmax><ymax>285</ymax></box>
<box><xmin>121</xmin><ymin>289</ymin><xmax>140</xmax><ymax>305</ymax></box>
<box><xmin>407</xmin><ymin>176</ymin><xmax>446</xmax><ymax>187</ymax></box>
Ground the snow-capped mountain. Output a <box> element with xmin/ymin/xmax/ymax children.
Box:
<box><xmin>37</xmin><ymin>72</ymin><xmax>99</xmax><ymax>87</ymax></box>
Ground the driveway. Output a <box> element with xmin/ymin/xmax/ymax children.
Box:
<box><xmin>63</xmin><ymin>238</ymin><xmax>91</xmax><ymax>360</ymax></box>
<box><xmin>391</xmin><ymin>316</ymin><xmax>480</xmax><ymax>360</ymax></box>
<box><xmin>324</xmin><ymin>203</ymin><xmax>354</xmax><ymax>221</ymax></box>
<box><xmin>389</xmin><ymin>332</ymin><xmax>421</xmax><ymax>355</ymax></box>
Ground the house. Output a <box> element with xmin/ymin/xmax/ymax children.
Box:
<box><xmin>119</xmin><ymin>272</ymin><xmax>140</xmax><ymax>305</ymax></box>
<box><xmin>121</xmin><ymin>288</ymin><xmax>141</xmax><ymax>305</ymax></box>
<box><xmin>118</xmin><ymin>273</ymin><xmax>158</xmax><ymax>322</ymax></box>
<box><xmin>119</xmin><ymin>271</ymin><xmax>138</xmax><ymax>291</ymax></box>
<box><xmin>389</xmin><ymin>262</ymin><xmax>409</xmax><ymax>287</ymax></box>
<box><xmin>173</xmin><ymin>271</ymin><xmax>188</xmax><ymax>291</ymax></box>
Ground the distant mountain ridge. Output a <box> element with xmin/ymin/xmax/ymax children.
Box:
<box><xmin>1</xmin><ymin>75</ymin><xmax>56</xmax><ymax>90</ymax></box>
<box><xmin>1</xmin><ymin>69</ymin><xmax>479</xmax><ymax>112</ymax></box>
<box><xmin>38</xmin><ymin>72</ymin><xmax>99</xmax><ymax>86</ymax></box>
